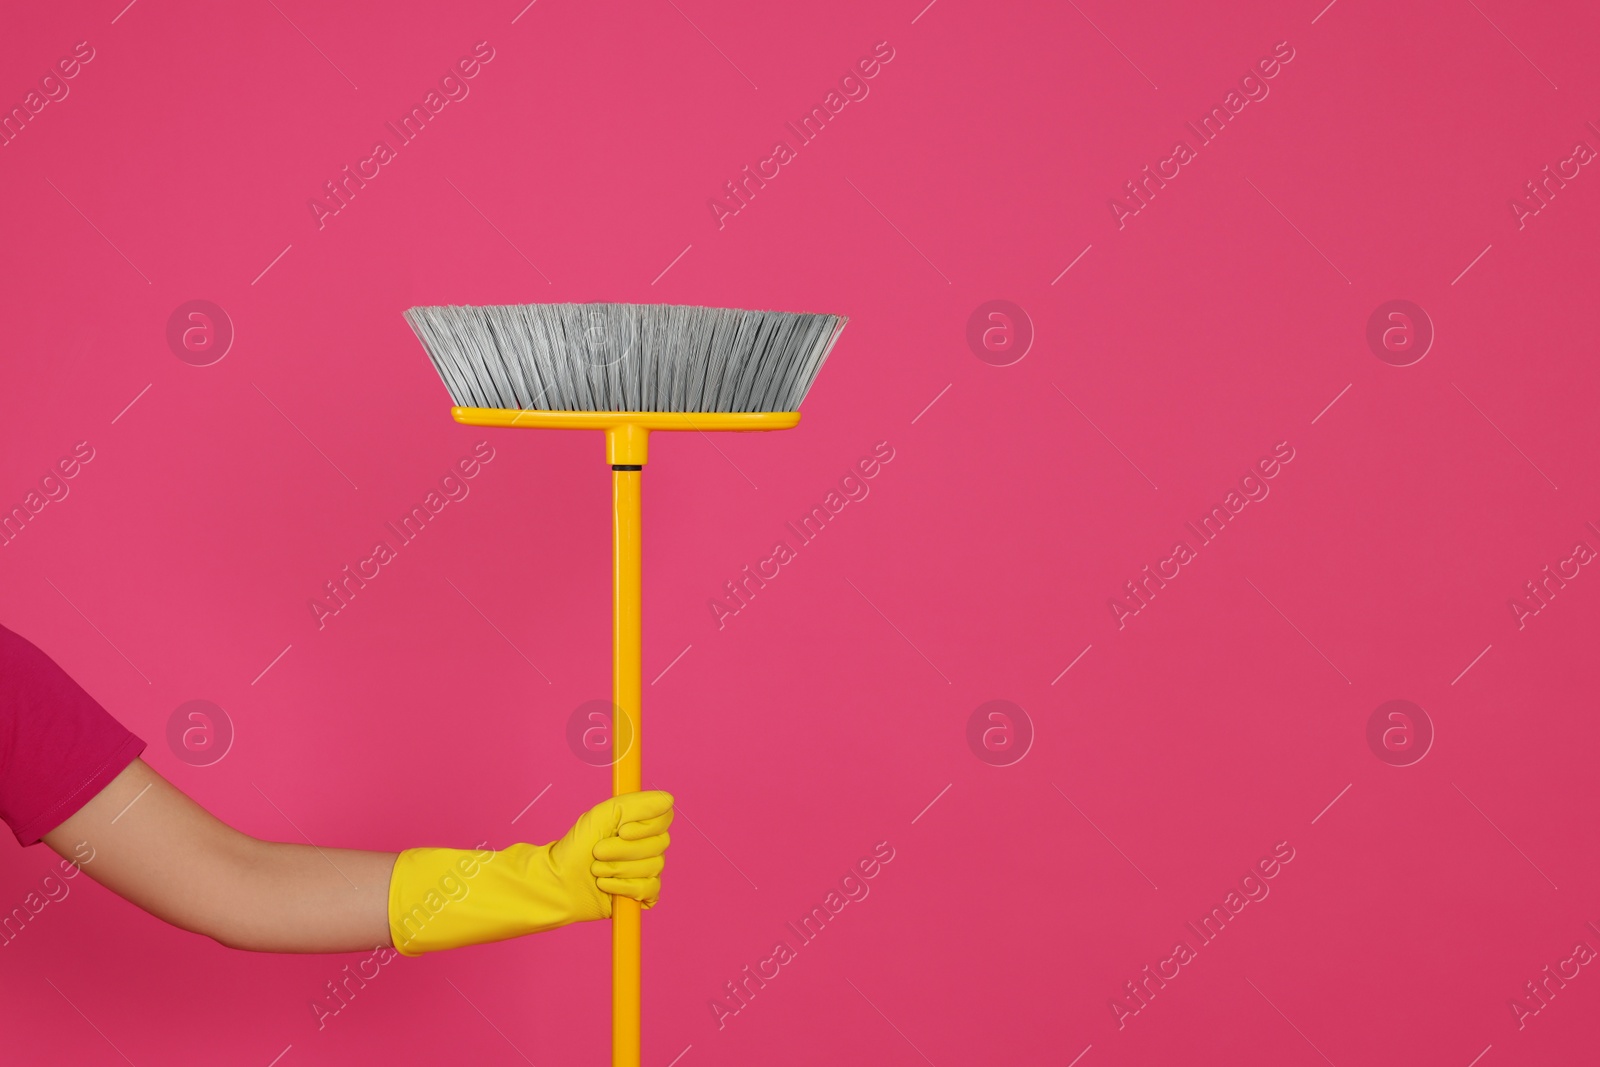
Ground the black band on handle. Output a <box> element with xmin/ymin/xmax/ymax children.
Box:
<box><xmin>612</xmin><ymin>464</ymin><xmax>643</xmax><ymax>471</ymax></box>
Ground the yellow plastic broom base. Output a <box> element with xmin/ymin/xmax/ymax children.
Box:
<box><xmin>449</xmin><ymin>407</ymin><xmax>800</xmax><ymax>464</ymax></box>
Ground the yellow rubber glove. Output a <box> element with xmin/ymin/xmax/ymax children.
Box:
<box><xmin>387</xmin><ymin>790</ymin><xmax>673</xmax><ymax>957</ymax></box>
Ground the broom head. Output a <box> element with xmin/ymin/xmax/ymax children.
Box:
<box><xmin>406</xmin><ymin>302</ymin><xmax>847</xmax><ymax>417</ymax></box>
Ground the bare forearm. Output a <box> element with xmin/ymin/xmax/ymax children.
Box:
<box><xmin>197</xmin><ymin>839</ymin><xmax>395</xmax><ymax>953</ymax></box>
<box><xmin>43</xmin><ymin>760</ymin><xmax>394</xmax><ymax>953</ymax></box>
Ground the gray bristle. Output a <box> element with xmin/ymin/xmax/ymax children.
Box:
<box><xmin>405</xmin><ymin>302</ymin><xmax>848</xmax><ymax>413</ymax></box>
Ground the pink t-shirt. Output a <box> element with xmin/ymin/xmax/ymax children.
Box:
<box><xmin>0</xmin><ymin>623</ymin><xmax>146</xmax><ymax>845</ymax></box>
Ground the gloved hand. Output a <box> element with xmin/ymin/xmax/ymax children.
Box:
<box><xmin>388</xmin><ymin>790</ymin><xmax>674</xmax><ymax>956</ymax></box>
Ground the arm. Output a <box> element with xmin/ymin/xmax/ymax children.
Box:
<box><xmin>44</xmin><ymin>758</ymin><xmax>396</xmax><ymax>953</ymax></box>
<box><xmin>41</xmin><ymin>758</ymin><xmax>672</xmax><ymax>955</ymax></box>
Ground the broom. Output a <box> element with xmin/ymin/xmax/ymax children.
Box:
<box><xmin>405</xmin><ymin>301</ymin><xmax>848</xmax><ymax>1067</ymax></box>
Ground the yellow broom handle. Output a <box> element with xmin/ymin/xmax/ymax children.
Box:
<box><xmin>611</xmin><ymin>465</ymin><xmax>643</xmax><ymax>1067</ymax></box>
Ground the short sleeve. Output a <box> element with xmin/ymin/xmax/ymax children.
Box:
<box><xmin>0</xmin><ymin>623</ymin><xmax>146</xmax><ymax>846</ymax></box>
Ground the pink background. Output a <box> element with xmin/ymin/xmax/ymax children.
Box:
<box><xmin>3</xmin><ymin>0</ymin><xmax>1599</xmax><ymax>1064</ymax></box>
